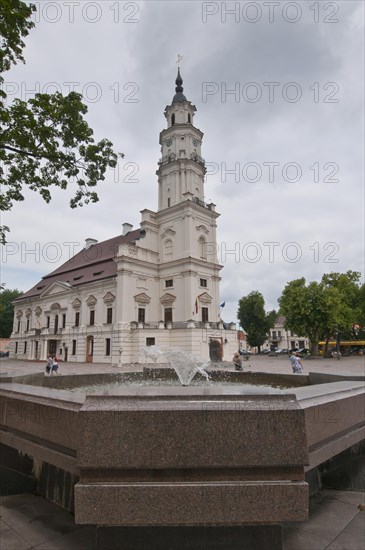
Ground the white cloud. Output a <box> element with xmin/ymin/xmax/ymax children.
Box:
<box><xmin>2</xmin><ymin>0</ymin><xmax>364</xmax><ymax>325</ymax></box>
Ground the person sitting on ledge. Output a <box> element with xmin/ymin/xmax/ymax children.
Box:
<box><xmin>233</xmin><ymin>352</ymin><xmax>243</xmax><ymax>371</ymax></box>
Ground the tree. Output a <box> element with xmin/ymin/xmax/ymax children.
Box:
<box><xmin>278</xmin><ymin>271</ymin><xmax>363</xmax><ymax>356</ymax></box>
<box><xmin>0</xmin><ymin>0</ymin><xmax>119</xmax><ymax>243</ymax></box>
<box><xmin>237</xmin><ymin>291</ymin><xmax>276</xmax><ymax>352</ymax></box>
<box><xmin>321</xmin><ymin>271</ymin><xmax>363</xmax><ymax>349</ymax></box>
<box><xmin>0</xmin><ymin>288</ymin><xmax>23</xmax><ymax>337</ymax></box>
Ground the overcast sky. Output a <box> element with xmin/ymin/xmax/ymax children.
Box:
<box><xmin>1</xmin><ymin>0</ymin><xmax>364</xmax><ymax>324</ymax></box>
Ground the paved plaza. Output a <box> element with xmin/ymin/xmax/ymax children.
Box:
<box><xmin>1</xmin><ymin>353</ymin><xmax>364</xmax><ymax>378</ymax></box>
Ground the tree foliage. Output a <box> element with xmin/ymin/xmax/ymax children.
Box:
<box><xmin>0</xmin><ymin>287</ymin><xmax>23</xmax><ymax>337</ymax></box>
<box><xmin>278</xmin><ymin>271</ymin><xmax>363</xmax><ymax>355</ymax></box>
<box><xmin>237</xmin><ymin>291</ymin><xmax>276</xmax><ymax>351</ymax></box>
<box><xmin>0</xmin><ymin>0</ymin><xmax>119</xmax><ymax>243</ymax></box>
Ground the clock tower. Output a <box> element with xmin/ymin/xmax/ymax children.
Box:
<box><xmin>157</xmin><ymin>69</ymin><xmax>206</xmax><ymax>210</ymax></box>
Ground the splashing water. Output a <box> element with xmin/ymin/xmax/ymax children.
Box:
<box><xmin>140</xmin><ymin>345</ymin><xmax>211</xmax><ymax>386</ymax></box>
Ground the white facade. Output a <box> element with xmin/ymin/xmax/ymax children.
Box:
<box><xmin>261</xmin><ymin>315</ymin><xmax>309</xmax><ymax>352</ymax></box>
<box><xmin>10</xmin><ymin>71</ymin><xmax>238</xmax><ymax>365</ymax></box>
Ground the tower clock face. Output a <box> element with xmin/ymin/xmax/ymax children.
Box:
<box><xmin>166</xmin><ymin>138</ymin><xmax>172</xmax><ymax>147</ymax></box>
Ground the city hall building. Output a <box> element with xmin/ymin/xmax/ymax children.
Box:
<box><xmin>10</xmin><ymin>71</ymin><xmax>238</xmax><ymax>365</ymax></box>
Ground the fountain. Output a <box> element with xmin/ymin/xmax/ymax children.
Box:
<box><xmin>140</xmin><ymin>345</ymin><xmax>211</xmax><ymax>385</ymax></box>
<box><xmin>1</xmin><ymin>356</ymin><xmax>364</xmax><ymax>550</ymax></box>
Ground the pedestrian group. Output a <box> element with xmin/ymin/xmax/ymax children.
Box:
<box><xmin>45</xmin><ymin>355</ymin><xmax>59</xmax><ymax>375</ymax></box>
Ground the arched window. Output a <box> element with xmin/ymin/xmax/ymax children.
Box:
<box><xmin>167</xmin><ymin>197</ymin><xmax>171</xmax><ymax>207</ymax></box>
<box><xmin>188</xmin><ymin>113</ymin><xmax>191</xmax><ymax>123</ymax></box>
<box><xmin>171</xmin><ymin>114</ymin><xmax>175</xmax><ymax>126</ymax></box>
<box><xmin>199</xmin><ymin>236</ymin><xmax>207</xmax><ymax>259</ymax></box>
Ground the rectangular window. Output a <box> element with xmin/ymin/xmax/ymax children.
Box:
<box><xmin>75</xmin><ymin>311</ymin><xmax>80</xmax><ymax>327</ymax></box>
<box><xmin>46</xmin><ymin>316</ymin><xmax>50</xmax><ymax>329</ymax></box>
<box><xmin>200</xmin><ymin>279</ymin><xmax>207</xmax><ymax>288</ymax></box>
<box><xmin>24</xmin><ymin>342</ymin><xmax>27</xmax><ymax>354</ymax></box>
<box><xmin>106</xmin><ymin>307</ymin><xmax>112</xmax><ymax>324</ymax></box>
<box><xmin>26</xmin><ymin>319</ymin><xmax>30</xmax><ymax>332</ymax></box>
<box><xmin>17</xmin><ymin>320</ymin><xmax>20</xmax><ymax>332</ymax></box>
<box><xmin>105</xmin><ymin>338</ymin><xmax>111</xmax><ymax>356</ymax></box>
<box><xmin>138</xmin><ymin>308</ymin><xmax>145</xmax><ymax>323</ymax></box>
<box><xmin>62</xmin><ymin>314</ymin><xmax>66</xmax><ymax>328</ymax></box>
<box><xmin>298</xmin><ymin>340</ymin><xmax>305</xmax><ymax>348</ymax></box>
<box><xmin>90</xmin><ymin>310</ymin><xmax>95</xmax><ymax>326</ymax></box>
<box><xmin>164</xmin><ymin>307</ymin><xmax>173</xmax><ymax>323</ymax></box>
<box><xmin>15</xmin><ymin>342</ymin><xmax>18</xmax><ymax>354</ymax></box>
<box><xmin>202</xmin><ymin>307</ymin><xmax>209</xmax><ymax>323</ymax></box>
<box><xmin>165</xmin><ymin>279</ymin><xmax>173</xmax><ymax>288</ymax></box>
<box><xmin>146</xmin><ymin>337</ymin><xmax>155</xmax><ymax>346</ymax></box>
<box><xmin>72</xmin><ymin>340</ymin><xmax>77</xmax><ymax>355</ymax></box>
<box><xmin>278</xmin><ymin>331</ymin><xmax>281</xmax><ymax>337</ymax></box>
<box><xmin>272</xmin><ymin>331</ymin><xmax>277</xmax><ymax>339</ymax></box>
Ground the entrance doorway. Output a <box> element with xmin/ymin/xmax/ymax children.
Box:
<box><xmin>86</xmin><ymin>336</ymin><xmax>94</xmax><ymax>363</ymax></box>
<box><xmin>48</xmin><ymin>340</ymin><xmax>57</xmax><ymax>356</ymax></box>
<box><xmin>209</xmin><ymin>339</ymin><xmax>222</xmax><ymax>361</ymax></box>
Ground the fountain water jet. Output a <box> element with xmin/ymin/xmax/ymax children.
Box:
<box><xmin>140</xmin><ymin>345</ymin><xmax>211</xmax><ymax>386</ymax></box>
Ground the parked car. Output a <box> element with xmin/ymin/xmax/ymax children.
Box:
<box><xmin>239</xmin><ymin>349</ymin><xmax>252</xmax><ymax>356</ymax></box>
<box><xmin>274</xmin><ymin>348</ymin><xmax>288</xmax><ymax>355</ymax></box>
<box><xmin>0</xmin><ymin>351</ymin><xmax>9</xmax><ymax>358</ymax></box>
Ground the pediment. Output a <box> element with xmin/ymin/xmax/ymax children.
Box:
<box><xmin>198</xmin><ymin>292</ymin><xmax>212</xmax><ymax>304</ymax></box>
<box><xmin>50</xmin><ymin>302</ymin><xmax>61</xmax><ymax>311</ymax></box>
<box><xmin>25</xmin><ymin>308</ymin><xmax>32</xmax><ymax>317</ymax></box>
<box><xmin>35</xmin><ymin>306</ymin><xmax>42</xmax><ymax>316</ymax></box>
<box><xmin>161</xmin><ymin>226</ymin><xmax>176</xmax><ymax>239</ymax></box>
<box><xmin>72</xmin><ymin>298</ymin><xmax>81</xmax><ymax>309</ymax></box>
<box><xmin>40</xmin><ymin>281</ymin><xmax>72</xmax><ymax>297</ymax></box>
<box><xmin>103</xmin><ymin>292</ymin><xmax>116</xmax><ymax>304</ymax></box>
<box><xmin>134</xmin><ymin>292</ymin><xmax>151</xmax><ymax>304</ymax></box>
<box><xmin>86</xmin><ymin>295</ymin><xmax>97</xmax><ymax>307</ymax></box>
<box><xmin>160</xmin><ymin>293</ymin><xmax>176</xmax><ymax>304</ymax></box>
<box><xmin>196</xmin><ymin>224</ymin><xmax>209</xmax><ymax>235</ymax></box>
<box><xmin>16</xmin><ymin>310</ymin><xmax>23</xmax><ymax>319</ymax></box>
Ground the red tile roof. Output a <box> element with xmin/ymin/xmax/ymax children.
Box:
<box><xmin>15</xmin><ymin>230</ymin><xmax>142</xmax><ymax>301</ymax></box>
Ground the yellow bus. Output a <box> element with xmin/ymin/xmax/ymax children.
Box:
<box><xmin>318</xmin><ymin>340</ymin><xmax>365</xmax><ymax>357</ymax></box>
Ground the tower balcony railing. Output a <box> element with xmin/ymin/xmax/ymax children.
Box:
<box><xmin>190</xmin><ymin>152</ymin><xmax>206</xmax><ymax>166</ymax></box>
<box><xmin>192</xmin><ymin>196</ymin><xmax>212</xmax><ymax>210</ymax></box>
<box><xmin>158</xmin><ymin>152</ymin><xmax>206</xmax><ymax>167</ymax></box>
<box><xmin>158</xmin><ymin>153</ymin><xmax>176</xmax><ymax>166</ymax></box>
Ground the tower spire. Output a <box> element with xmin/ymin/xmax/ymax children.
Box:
<box><xmin>172</xmin><ymin>68</ymin><xmax>187</xmax><ymax>104</ymax></box>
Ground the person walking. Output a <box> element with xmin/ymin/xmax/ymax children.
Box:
<box><xmin>51</xmin><ymin>355</ymin><xmax>59</xmax><ymax>374</ymax></box>
<box><xmin>45</xmin><ymin>355</ymin><xmax>53</xmax><ymax>375</ymax></box>
<box><xmin>289</xmin><ymin>351</ymin><xmax>303</xmax><ymax>374</ymax></box>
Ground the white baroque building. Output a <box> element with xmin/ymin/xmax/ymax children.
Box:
<box><xmin>11</xmin><ymin>70</ymin><xmax>238</xmax><ymax>365</ymax></box>
<box><xmin>262</xmin><ymin>315</ymin><xmax>309</xmax><ymax>352</ymax></box>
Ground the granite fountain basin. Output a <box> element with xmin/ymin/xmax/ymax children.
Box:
<box><xmin>0</xmin><ymin>365</ymin><xmax>364</xmax><ymax>550</ymax></box>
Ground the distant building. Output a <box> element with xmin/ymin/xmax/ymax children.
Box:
<box><xmin>263</xmin><ymin>315</ymin><xmax>309</xmax><ymax>352</ymax></box>
<box><xmin>10</xmin><ymin>70</ymin><xmax>237</xmax><ymax>364</ymax></box>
